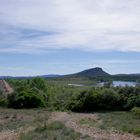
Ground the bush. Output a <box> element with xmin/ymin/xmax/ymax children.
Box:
<box><xmin>0</xmin><ymin>96</ymin><xmax>8</xmax><ymax>107</ymax></box>
<box><xmin>68</xmin><ymin>89</ymin><xmax>119</xmax><ymax>112</ymax></box>
<box><xmin>133</xmin><ymin>128</ymin><xmax>140</xmax><ymax>136</ymax></box>
<box><xmin>131</xmin><ymin>107</ymin><xmax>140</xmax><ymax>119</ymax></box>
<box><xmin>98</xmin><ymin>89</ymin><xmax>119</xmax><ymax>110</ymax></box>
<box><xmin>8</xmin><ymin>90</ymin><xmax>46</xmax><ymax>109</ymax></box>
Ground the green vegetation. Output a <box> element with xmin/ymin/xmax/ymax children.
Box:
<box><xmin>0</xmin><ymin>108</ymin><xmax>139</xmax><ymax>139</ymax></box>
<box><xmin>67</xmin><ymin>87</ymin><xmax>140</xmax><ymax>112</ymax></box>
<box><xmin>0</xmin><ymin>108</ymin><xmax>49</xmax><ymax>132</ymax></box>
<box><xmin>20</xmin><ymin>121</ymin><xmax>92</xmax><ymax>140</ymax></box>
<box><xmin>0</xmin><ymin>95</ymin><xmax>7</xmax><ymax>107</ymax></box>
<box><xmin>7</xmin><ymin>78</ymin><xmax>47</xmax><ymax>108</ymax></box>
<box><xmin>0</xmin><ymin>108</ymin><xmax>92</xmax><ymax>140</ymax></box>
<box><xmin>8</xmin><ymin>90</ymin><xmax>46</xmax><ymax>108</ymax></box>
<box><xmin>0</xmin><ymin>69</ymin><xmax>140</xmax><ymax>138</ymax></box>
<box><xmin>0</xmin><ymin>78</ymin><xmax>139</xmax><ymax>112</ymax></box>
<box><xmin>131</xmin><ymin>107</ymin><xmax>140</xmax><ymax>119</ymax></box>
<box><xmin>79</xmin><ymin>111</ymin><xmax>140</xmax><ymax>136</ymax></box>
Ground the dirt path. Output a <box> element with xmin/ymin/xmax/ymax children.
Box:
<box><xmin>0</xmin><ymin>130</ymin><xmax>18</xmax><ymax>140</ymax></box>
<box><xmin>50</xmin><ymin>112</ymin><xmax>140</xmax><ymax>140</ymax></box>
<box><xmin>0</xmin><ymin>126</ymin><xmax>35</xmax><ymax>140</ymax></box>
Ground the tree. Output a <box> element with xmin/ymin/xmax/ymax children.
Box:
<box><xmin>30</xmin><ymin>78</ymin><xmax>47</xmax><ymax>91</ymax></box>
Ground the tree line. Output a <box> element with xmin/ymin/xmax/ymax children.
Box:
<box><xmin>0</xmin><ymin>78</ymin><xmax>140</xmax><ymax>112</ymax></box>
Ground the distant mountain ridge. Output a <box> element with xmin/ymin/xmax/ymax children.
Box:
<box><xmin>0</xmin><ymin>74</ymin><xmax>61</xmax><ymax>79</ymax></box>
<box><xmin>0</xmin><ymin>67</ymin><xmax>140</xmax><ymax>81</ymax></box>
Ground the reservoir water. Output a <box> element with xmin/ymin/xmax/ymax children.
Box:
<box><xmin>98</xmin><ymin>81</ymin><xmax>137</xmax><ymax>87</ymax></box>
<box><xmin>112</xmin><ymin>81</ymin><xmax>136</xmax><ymax>87</ymax></box>
<box><xmin>68</xmin><ymin>81</ymin><xmax>137</xmax><ymax>87</ymax></box>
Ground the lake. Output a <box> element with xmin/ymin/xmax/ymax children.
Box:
<box><xmin>98</xmin><ymin>81</ymin><xmax>137</xmax><ymax>87</ymax></box>
<box><xmin>112</xmin><ymin>81</ymin><xmax>137</xmax><ymax>87</ymax></box>
<box><xmin>68</xmin><ymin>81</ymin><xmax>137</xmax><ymax>87</ymax></box>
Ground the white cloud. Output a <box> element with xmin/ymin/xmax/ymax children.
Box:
<box><xmin>0</xmin><ymin>0</ymin><xmax>140</xmax><ymax>53</ymax></box>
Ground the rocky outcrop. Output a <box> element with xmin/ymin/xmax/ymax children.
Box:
<box><xmin>0</xmin><ymin>80</ymin><xmax>13</xmax><ymax>95</ymax></box>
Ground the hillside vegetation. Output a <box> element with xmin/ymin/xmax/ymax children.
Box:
<box><xmin>0</xmin><ymin>77</ymin><xmax>139</xmax><ymax>111</ymax></box>
<box><xmin>0</xmin><ymin>77</ymin><xmax>140</xmax><ymax>139</ymax></box>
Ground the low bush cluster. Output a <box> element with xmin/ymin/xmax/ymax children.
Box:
<box><xmin>131</xmin><ymin>107</ymin><xmax>140</xmax><ymax>119</ymax></box>
<box><xmin>67</xmin><ymin>87</ymin><xmax>140</xmax><ymax>112</ymax></box>
<box><xmin>8</xmin><ymin>90</ymin><xmax>46</xmax><ymax>108</ymax></box>
<box><xmin>6</xmin><ymin>78</ymin><xmax>47</xmax><ymax>109</ymax></box>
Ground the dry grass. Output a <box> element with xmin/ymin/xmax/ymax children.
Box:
<box><xmin>0</xmin><ymin>108</ymin><xmax>139</xmax><ymax>140</ymax></box>
<box><xmin>0</xmin><ymin>109</ymin><xmax>92</xmax><ymax>140</ymax></box>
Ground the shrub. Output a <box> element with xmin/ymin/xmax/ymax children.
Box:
<box><xmin>124</xmin><ymin>96</ymin><xmax>140</xmax><ymax>110</ymax></box>
<box><xmin>0</xmin><ymin>96</ymin><xmax>8</xmax><ymax>107</ymax></box>
<box><xmin>133</xmin><ymin>128</ymin><xmax>140</xmax><ymax>136</ymax></box>
<box><xmin>98</xmin><ymin>89</ymin><xmax>119</xmax><ymax>110</ymax></box>
<box><xmin>131</xmin><ymin>107</ymin><xmax>140</xmax><ymax>119</ymax></box>
<box><xmin>8</xmin><ymin>90</ymin><xmax>46</xmax><ymax>109</ymax></box>
<box><xmin>67</xmin><ymin>89</ymin><xmax>119</xmax><ymax>112</ymax></box>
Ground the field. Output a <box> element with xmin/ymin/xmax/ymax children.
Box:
<box><xmin>0</xmin><ymin>108</ymin><xmax>140</xmax><ymax>140</ymax></box>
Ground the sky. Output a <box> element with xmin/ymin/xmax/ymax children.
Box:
<box><xmin>0</xmin><ymin>0</ymin><xmax>140</xmax><ymax>76</ymax></box>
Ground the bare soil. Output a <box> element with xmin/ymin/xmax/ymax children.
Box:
<box><xmin>0</xmin><ymin>111</ymin><xmax>140</xmax><ymax>140</ymax></box>
<box><xmin>50</xmin><ymin>112</ymin><xmax>140</xmax><ymax>140</ymax></box>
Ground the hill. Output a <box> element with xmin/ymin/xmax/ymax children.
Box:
<box><xmin>72</xmin><ymin>67</ymin><xmax>110</xmax><ymax>77</ymax></box>
<box><xmin>53</xmin><ymin>67</ymin><xmax>112</xmax><ymax>82</ymax></box>
<box><xmin>54</xmin><ymin>67</ymin><xmax>140</xmax><ymax>82</ymax></box>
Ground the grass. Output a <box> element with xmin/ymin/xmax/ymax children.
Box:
<box><xmin>78</xmin><ymin>111</ymin><xmax>140</xmax><ymax>136</ymax></box>
<box><xmin>1</xmin><ymin>108</ymin><xmax>140</xmax><ymax>139</ymax></box>
<box><xmin>0</xmin><ymin>108</ymin><xmax>49</xmax><ymax>132</ymax></box>
<box><xmin>0</xmin><ymin>109</ymin><xmax>30</xmax><ymax>131</ymax></box>
<box><xmin>0</xmin><ymin>108</ymin><xmax>93</xmax><ymax>140</ymax></box>
<box><xmin>79</xmin><ymin>118</ymin><xmax>99</xmax><ymax>128</ymax></box>
<box><xmin>20</xmin><ymin>121</ymin><xmax>92</xmax><ymax>140</ymax></box>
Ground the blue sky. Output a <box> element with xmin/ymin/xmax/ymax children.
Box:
<box><xmin>0</xmin><ymin>0</ymin><xmax>140</xmax><ymax>76</ymax></box>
